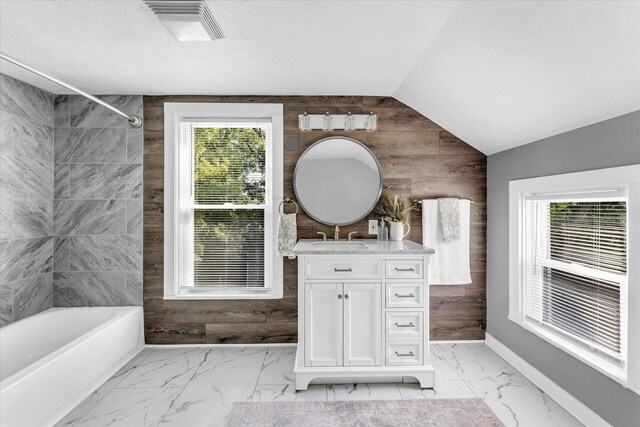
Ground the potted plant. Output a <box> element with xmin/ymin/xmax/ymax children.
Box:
<box><xmin>375</xmin><ymin>196</ymin><xmax>414</xmax><ymax>241</ymax></box>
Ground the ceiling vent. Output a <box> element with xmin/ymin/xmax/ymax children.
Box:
<box><xmin>144</xmin><ymin>0</ymin><xmax>224</xmax><ymax>42</ymax></box>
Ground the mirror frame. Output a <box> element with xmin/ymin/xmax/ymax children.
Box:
<box><xmin>293</xmin><ymin>136</ymin><xmax>383</xmax><ymax>226</ymax></box>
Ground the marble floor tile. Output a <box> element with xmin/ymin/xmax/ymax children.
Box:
<box><xmin>435</xmin><ymin>343</ymin><xmax>582</xmax><ymax>427</ymax></box>
<box><xmin>252</xmin><ymin>384</ymin><xmax>327</xmax><ymax>402</ymax></box>
<box><xmin>117</xmin><ymin>347</ymin><xmax>207</xmax><ymax>389</ymax></box>
<box><xmin>326</xmin><ymin>383</ymin><xmax>403</xmax><ymax>401</ymax></box>
<box><xmin>397</xmin><ymin>380</ymin><xmax>477</xmax><ymax>400</ymax></box>
<box><xmin>72</xmin><ymin>387</ymin><xmax>183</xmax><ymax>427</ymax></box>
<box><xmin>55</xmin><ymin>348</ymin><xmax>154</xmax><ymax>426</ymax></box>
<box><xmin>256</xmin><ymin>346</ymin><xmax>296</xmax><ymax>385</ymax></box>
<box><xmin>159</xmin><ymin>347</ymin><xmax>267</xmax><ymax>427</ymax></box>
<box><xmin>58</xmin><ymin>344</ymin><xmax>583</xmax><ymax>427</ymax></box>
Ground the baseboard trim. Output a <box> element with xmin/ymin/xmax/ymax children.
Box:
<box><xmin>430</xmin><ymin>340</ymin><xmax>485</xmax><ymax>344</ymax></box>
<box><xmin>485</xmin><ymin>333</ymin><xmax>611</xmax><ymax>427</ymax></box>
<box><xmin>145</xmin><ymin>343</ymin><xmax>298</xmax><ymax>348</ymax></box>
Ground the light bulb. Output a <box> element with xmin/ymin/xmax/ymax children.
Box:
<box><xmin>299</xmin><ymin>111</ymin><xmax>311</xmax><ymax>132</ymax></box>
<box><xmin>344</xmin><ymin>112</ymin><xmax>356</xmax><ymax>131</ymax></box>
<box><xmin>365</xmin><ymin>112</ymin><xmax>377</xmax><ymax>132</ymax></box>
<box><xmin>322</xmin><ymin>112</ymin><xmax>333</xmax><ymax>132</ymax></box>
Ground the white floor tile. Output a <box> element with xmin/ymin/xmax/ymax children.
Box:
<box><xmin>73</xmin><ymin>387</ymin><xmax>183</xmax><ymax>427</ymax></box>
<box><xmin>159</xmin><ymin>347</ymin><xmax>267</xmax><ymax>427</ymax></box>
<box><xmin>397</xmin><ymin>380</ymin><xmax>476</xmax><ymax>399</ymax></box>
<box><xmin>57</xmin><ymin>344</ymin><xmax>583</xmax><ymax>427</ymax></box>
<box><xmin>55</xmin><ymin>348</ymin><xmax>154</xmax><ymax>426</ymax></box>
<box><xmin>256</xmin><ymin>346</ymin><xmax>296</xmax><ymax>385</ymax></box>
<box><xmin>252</xmin><ymin>384</ymin><xmax>327</xmax><ymax>402</ymax></box>
<box><xmin>117</xmin><ymin>347</ymin><xmax>207</xmax><ymax>389</ymax></box>
<box><xmin>326</xmin><ymin>383</ymin><xmax>402</xmax><ymax>401</ymax></box>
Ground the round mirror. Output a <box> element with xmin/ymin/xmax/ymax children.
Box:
<box><xmin>294</xmin><ymin>137</ymin><xmax>383</xmax><ymax>226</ymax></box>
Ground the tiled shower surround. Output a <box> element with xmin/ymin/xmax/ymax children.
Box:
<box><xmin>0</xmin><ymin>73</ymin><xmax>142</xmax><ymax>327</ymax></box>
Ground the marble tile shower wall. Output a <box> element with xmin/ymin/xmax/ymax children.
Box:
<box><xmin>0</xmin><ymin>73</ymin><xmax>55</xmax><ymax>326</ymax></box>
<box><xmin>52</xmin><ymin>94</ymin><xmax>143</xmax><ymax>308</ymax></box>
<box><xmin>0</xmin><ymin>73</ymin><xmax>143</xmax><ymax>328</ymax></box>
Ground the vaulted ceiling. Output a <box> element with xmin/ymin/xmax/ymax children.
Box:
<box><xmin>1</xmin><ymin>0</ymin><xmax>638</xmax><ymax>154</ymax></box>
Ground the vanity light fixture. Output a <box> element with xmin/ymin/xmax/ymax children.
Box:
<box><xmin>322</xmin><ymin>112</ymin><xmax>333</xmax><ymax>132</ymax></box>
<box><xmin>297</xmin><ymin>112</ymin><xmax>378</xmax><ymax>131</ymax></box>
<box><xmin>299</xmin><ymin>111</ymin><xmax>312</xmax><ymax>132</ymax></box>
<box><xmin>344</xmin><ymin>112</ymin><xmax>356</xmax><ymax>132</ymax></box>
<box><xmin>365</xmin><ymin>112</ymin><xmax>377</xmax><ymax>132</ymax></box>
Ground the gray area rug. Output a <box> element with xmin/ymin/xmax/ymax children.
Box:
<box><xmin>226</xmin><ymin>398</ymin><xmax>504</xmax><ymax>426</ymax></box>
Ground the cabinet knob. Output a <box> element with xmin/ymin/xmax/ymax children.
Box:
<box><xmin>344</xmin><ymin>294</ymin><xmax>350</xmax><ymax>299</ymax></box>
<box><xmin>338</xmin><ymin>294</ymin><xmax>343</xmax><ymax>299</ymax></box>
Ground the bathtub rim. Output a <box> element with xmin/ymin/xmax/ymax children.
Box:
<box><xmin>0</xmin><ymin>306</ymin><xmax>143</xmax><ymax>391</ymax></box>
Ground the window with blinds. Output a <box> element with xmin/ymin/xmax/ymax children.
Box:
<box><xmin>523</xmin><ymin>192</ymin><xmax>628</xmax><ymax>366</ymax></box>
<box><xmin>177</xmin><ymin>121</ymin><xmax>271</xmax><ymax>290</ymax></box>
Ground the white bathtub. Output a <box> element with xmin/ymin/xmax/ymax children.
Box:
<box><xmin>0</xmin><ymin>307</ymin><xmax>144</xmax><ymax>427</ymax></box>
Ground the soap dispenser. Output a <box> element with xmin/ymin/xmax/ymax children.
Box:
<box><xmin>377</xmin><ymin>218</ymin><xmax>388</xmax><ymax>241</ymax></box>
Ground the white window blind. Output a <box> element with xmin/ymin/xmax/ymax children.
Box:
<box><xmin>177</xmin><ymin>120</ymin><xmax>271</xmax><ymax>290</ymax></box>
<box><xmin>523</xmin><ymin>191</ymin><xmax>628</xmax><ymax>365</ymax></box>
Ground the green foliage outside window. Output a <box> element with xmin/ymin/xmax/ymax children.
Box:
<box><xmin>193</xmin><ymin>127</ymin><xmax>266</xmax><ymax>287</ymax></box>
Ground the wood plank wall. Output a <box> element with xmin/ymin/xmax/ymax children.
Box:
<box><xmin>143</xmin><ymin>96</ymin><xmax>486</xmax><ymax>344</ymax></box>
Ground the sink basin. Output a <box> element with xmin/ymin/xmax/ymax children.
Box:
<box><xmin>311</xmin><ymin>241</ymin><xmax>368</xmax><ymax>250</ymax></box>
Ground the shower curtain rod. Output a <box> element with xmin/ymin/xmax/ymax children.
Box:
<box><xmin>0</xmin><ymin>52</ymin><xmax>142</xmax><ymax>128</ymax></box>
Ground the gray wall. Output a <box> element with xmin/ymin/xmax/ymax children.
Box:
<box><xmin>0</xmin><ymin>73</ymin><xmax>55</xmax><ymax>326</ymax></box>
<box><xmin>487</xmin><ymin>110</ymin><xmax>640</xmax><ymax>427</ymax></box>
<box><xmin>52</xmin><ymin>94</ymin><xmax>143</xmax><ymax>307</ymax></box>
<box><xmin>0</xmin><ymin>73</ymin><xmax>143</xmax><ymax>328</ymax></box>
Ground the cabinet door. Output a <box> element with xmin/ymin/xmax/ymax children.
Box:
<box><xmin>343</xmin><ymin>283</ymin><xmax>382</xmax><ymax>366</ymax></box>
<box><xmin>304</xmin><ymin>283</ymin><xmax>343</xmax><ymax>367</ymax></box>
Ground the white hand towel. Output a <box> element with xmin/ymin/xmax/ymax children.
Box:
<box><xmin>438</xmin><ymin>198</ymin><xmax>460</xmax><ymax>241</ymax></box>
<box><xmin>277</xmin><ymin>213</ymin><xmax>297</xmax><ymax>259</ymax></box>
<box><xmin>422</xmin><ymin>199</ymin><xmax>471</xmax><ymax>285</ymax></box>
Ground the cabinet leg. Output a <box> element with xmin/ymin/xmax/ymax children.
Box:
<box><xmin>295</xmin><ymin>374</ymin><xmax>311</xmax><ymax>391</ymax></box>
<box><xmin>415</xmin><ymin>372</ymin><xmax>435</xmax><ymax>389</ymax></box>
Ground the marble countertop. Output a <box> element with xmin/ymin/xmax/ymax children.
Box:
<box><xmin>293</xmin><ymin>239</ymin><xmax>435</xmax><ymax>255</ymax></box>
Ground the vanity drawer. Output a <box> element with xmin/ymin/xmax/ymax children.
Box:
<box><xmin>305</xmin><ymin>258</ymin><xmax>381</xmax><ymax>280</ymax></box>
<box><xmin>386</xmin><ymin>341</ymin><xmax>423</xmax><ymax>366</ymax></box>
<box><xmin>386</xmin><ymin>283</ymin><xmax>423</xmax><ymax>308</ymax></box>
<box><xmin>386</xmin><ymin>312</ymin><xmax>423</xmax><ymax>338</ymax></box>
<box><xmin>385</xmin><ymin>259</ymin><xmax>423</xmax><ymax>279</ymax></box>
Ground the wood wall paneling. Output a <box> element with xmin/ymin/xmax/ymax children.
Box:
<box><xmin>143</xmin><ymin>96</ymin><xmax>487</xmax><ymax>344</ymax></box>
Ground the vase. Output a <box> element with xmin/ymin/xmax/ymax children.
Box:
<box><xmin>389</xmin><ymin>221</ymin><xmax>410</xmax><ymax>241</ymax></box>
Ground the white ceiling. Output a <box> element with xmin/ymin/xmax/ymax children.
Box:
<box><xmin>1</xmin><ymin>0</ymin><xmax>638</xmax><ymax>154</ymax></box>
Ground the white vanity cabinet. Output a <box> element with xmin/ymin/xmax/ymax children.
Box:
<box><xmin>293</xmin><ymin>240</ymin><xmax>436</xmax><ymax>391</ymax></box>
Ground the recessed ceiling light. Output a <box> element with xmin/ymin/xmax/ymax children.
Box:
<box><xmin>144</xmin><ymin>0</ymin><xmax>224</xmax><ymax>42</ymax></box>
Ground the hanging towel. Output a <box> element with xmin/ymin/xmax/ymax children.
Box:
<box><xmin>438</xmin><ymin>198</ymin><xmax>461</xmax><ymax>241</ymax></box>
<box><xmin>422</xmin><ymin>199</ymin><xmax>471</xmax><ymax>285</ymax></box>
<box><xmin>277</xmin><ymin>213</ymin><xmax>297</xmax><ymax>259</ymax></box>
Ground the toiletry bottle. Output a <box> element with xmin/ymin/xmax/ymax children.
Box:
<box><xmin>378</xmin><ymin>219</ymin><xmax>388</xmax><ymax>241</ymax></box>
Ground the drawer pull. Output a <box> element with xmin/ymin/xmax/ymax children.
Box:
<box><xmin>394</xmin><ymin>322</ymin><xmax>415</xmax><ymax>328</ymax></box>
<box><xmin>334</xmin><ymin>268</ymin><xmax>353</xmax><ymax>272</ymax></box>
<box><xmin>394</xmin><ymin>267</ymin><xmax>415</xmax><ymax>272</ymax></box>
<box><xmin>394</xmin><ymin>293</ymin><xmax>415</xmax><ymax>298</ymax></box>
<box><xmin>395</xmin><ymin>351</ymin><xmax>415</xmax><ymax>357</ymax></box>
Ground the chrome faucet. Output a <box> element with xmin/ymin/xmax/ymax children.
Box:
<box><xmin>347</xmin><ymin>231</ymin><xmax>358</xmax><ymax>241</ymax></box>
<box><xmin>334</xmin><ymin>225</ymin><xmax>340</xmax><ymax>241</ymax></box>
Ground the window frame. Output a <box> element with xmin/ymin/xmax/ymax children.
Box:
<box><xmin>164</xmin><ymin>103</ymin><xmax>284</xmax><ymax>300</ymax></box>
<box><xmin>508</xmin><ymin>164</ymin><xmax>640</xmax><ymax>394</ymax></box>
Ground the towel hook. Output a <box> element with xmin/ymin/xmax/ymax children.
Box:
<box><xmin>278</xmin><ymin>198</ymin><xmax>299</xmax><ymax>214</ymax></box>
